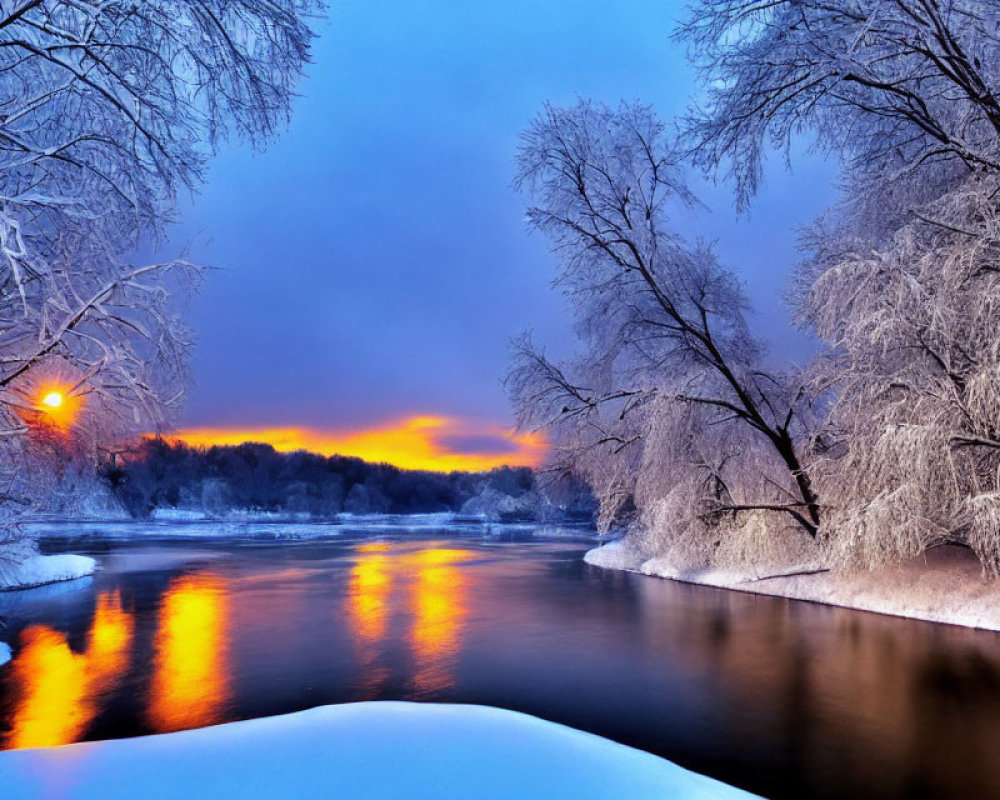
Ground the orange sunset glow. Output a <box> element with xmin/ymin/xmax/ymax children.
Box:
<box><xmin>346</xmin><ymin>543</ymin><xmax>473</xmax><ymax>697</ymax></box>
<box><xmin>6</xmin><ymin>370</ymin><xmax>86</xmax><ymax>431</ymax></box>
<box><xmin>407</xmin><ymin>548</ymin><xmax>472</xmax><ymax>696</ymax></box>
<box><xmin>163</xmin><ymin>415</ymin><xmax>546</xmax><ymax>472</ymax></box>
<box><xmin>34</xmin><ymin>385</ymin><xmax>81</xmax><ymax>429</ymax></box>
<box><xmin>4</xmin><ymin>591</ymin><xmax>134</xmax><ymax>750</ymax></box>
<box><xmin>147</xmin><ymin>572</ymin><xmax>230</xmax><ymax>734</ymax></box>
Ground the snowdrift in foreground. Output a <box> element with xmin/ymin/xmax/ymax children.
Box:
<box><xmin>586</xmin><ymin>539</ymin><xmax>1000</xmax><ymax>632</ymax></box>
<box><xmin>0</xmin><ymin>554</ymin><xmax>96</xmax><ymax>591</ymax></box>
<box><xmin>0</xmin><ymin>702</ymin><xmax>755</xmax><ymax>800</ymax></box>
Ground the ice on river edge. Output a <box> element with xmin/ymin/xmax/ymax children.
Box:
<box><xmin>0</xmin><ymin>701</ymin><xmax>756</xmax><ymax>799</ymax></box>
<box><xmin>25</xmin><ymin>513</ymin><xmax>593</xmax><ymax>541</ymax></box>
<box><xmin>586</xmin><ymin>539</ymin><xmax>1000</xmax><ymax>632</ymax></box>
<box><xmin>0</xmin><ymin>553</ymin><xmax>96</xmax><ymax>591</ymax></box>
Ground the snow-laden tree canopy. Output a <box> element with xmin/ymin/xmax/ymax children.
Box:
<box><xmin>515</xmin><ymin>2</ymin><xmax>1000</xmax><ymax>576</ymax></box>
<box><xmin>509</xmin><ymin>101</ymin><xmax>821</xmax><ymax>566</ymax></box>
<box><xmin>683</xmin><ymin>0</ymin><xmax>1000</xmax><ymax>573</ymax></box>
<box><xmin>682</xmin><ymin>0</ymin><xmax>1000</xmax><ymax>210</ymax></box>
<box><xmin>0</xmin><ymin>1</ymin><xmax>318</xmax><ymax>531</ymax></box>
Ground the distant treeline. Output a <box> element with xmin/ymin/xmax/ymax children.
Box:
<box><xmin>103</xmin><ymin>438</ymin><xmax>596</xmax><ymax>522</ymax></box>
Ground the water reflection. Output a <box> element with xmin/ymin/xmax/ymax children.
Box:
<box><xmin>147</xmin><ymin>572</ymin><xmax>230</xmax><ymax>733</ymax></box>
<box><xmin>4</xmin><ymin>591</ymin><xmax>133</xmax><ymax>749</ymax></box>
<box><xmin>7</xmin><ymin>536</ymin><xmax>1000</xmax><ymax>797</ymax></box>
<box><xmin>348</xmin><ymin>543</ymin><xmax>392</xmax><ymax>644</ymax></box>
<box><xmin>346</xmin><ymin>543</ymin><xmax>393</xmax><ymax>695</ymax></box>
<box><xmin>627</xmin><ymin>578</ymin><xmax>1000</xmax><ymax>797</ymax></box>
<box><xmin>407</xmin><ymin>549</ymin><xmax>471</xmax><ymax>695</ymax></box>
<box><xmin>346</xmin><ymin>543</ymin><xmax>472</xmax><ymax>696</ymax></box>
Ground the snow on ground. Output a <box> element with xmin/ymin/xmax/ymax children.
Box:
<box><xmin>587</xmin><ymin>540</ymin><xmax>1000</xmax><ymax>632</ymax></box>
<box><xmin>584</xmin><ymin>537</ymin><xmax>640</xmax><ymax>571</ymax></box>
<box><xmin>0</xmin><ymin>702</ymin><xmax>756</xmax><ymax>800</ymax></box>
<box><xmin>0</xmin><ymin>554</ymin><xmax>96</xmax><ymax>591</ymax></box>
<box><xmin>150</xmin><ymin>507</ymin><xmax>209</xmax><ymax>522</ymax></box>
<box><xmin>0</xmin><ymin>642</ymin><xmax>10</xmax><ymax>667</ymax></box>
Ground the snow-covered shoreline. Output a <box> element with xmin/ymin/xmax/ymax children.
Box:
<box><xmin>586</xmin><ymin>539</ymin><xmax>1000</xmax><ymax>633</ymax></box>
<box><xmin>0</xmin><ymin>701</ymin><xmax>756</xmax><ymax>799</ymax></box>
<box><xmin>0</xmin><ymin>554</ymin><xmax>95</xmax><ymax>662</ymax></box>
<box><xmin>0</xmin><ymin>553</ymin><xmax>95</xmax><ymax>592</ymax></box>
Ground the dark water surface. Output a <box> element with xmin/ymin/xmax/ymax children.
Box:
<box><xmin>2</xmin><ymin>522</ymin><xmax>1000</xmax><ymax>799</ymax></box>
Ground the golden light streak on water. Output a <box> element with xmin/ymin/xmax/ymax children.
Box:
<box><xmin>4</xmin><ymin>591</ymin><xmax>133</xmax><ymax>749</ymax></box>
<box><xmin>345</xmin><ymin>543</ymin><xmax>394</xmax><ymax>696</ymax></box>
<box><xmin>4</xmin><ymin>628</ymin><xmax>89</xmax><ymax>749</ymax></box>
<box><xmin>87</xmin><ymin>591</ymin><xmax>134</xmax><ymax>686</ymax></box>
<box><xmin>348</xmin><ymin>543</ymin><xmax>393</xmax><ymax>644</ymax></box>
<box><xmin>147</xmin><ymin>572</ymin><xmax>230</xmax><ymax>733</ymax></box>
<box><xmin>345</xmin><ymin>544</ymin><xmax>473</xmax><ymax>697</ymax></box>
<box><xmin>407</xmin><ymin>549</ymin><xmax>472</xmax><ymax>696</ymax></box>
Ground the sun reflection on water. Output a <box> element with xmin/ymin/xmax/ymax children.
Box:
<box><xmin>346</xmin><ymin>543</ymin><xmax>473</xmax><ymax>697</ymax></box>
<box><xmin>407</xmin><ymin>549</ymin><xmax>472</xmax><ymax>696</ymax></box>
<box><xmin>147</xmin><ymin>572</ymin><xmax>230</xmax><ymax>733</ymax></box>
<box><xmin>4</xmin><ymin>548</ymin><xmax>473</xmax><ymax>749</ymax></box>
<box><xmin>346</xmin><ymin>543</ymin><xmax>394</xmax><ymax>695</ymax></box>
<box><xmin>4</xmin><ymin>591</ymin><xmax>133</xmax><ymax>749</ymax></box>
<box><xmin>349</xmin><ymin>543</ymin><xmax>393</xmax><ymax>644</ymax></box>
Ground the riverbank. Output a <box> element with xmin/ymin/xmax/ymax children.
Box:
<box><xmin>0</xmin><ymin>702</ymin><xmax>755</xmax><ymax>799</ymax></box>
<box><xmin>0</xmin><ymin>553</ymin><xmax>95</xmax><ymax>591</ymax></box>
<box><xmin>586</xmin><ymin>539</ymin><xmax>1000</xmax><ymax>632</ymax></box>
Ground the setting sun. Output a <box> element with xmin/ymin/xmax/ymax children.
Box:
<box><xmin>27</xmin><ymin>383</ymin><xmax>82</xmax><ymax>430</ymax></box>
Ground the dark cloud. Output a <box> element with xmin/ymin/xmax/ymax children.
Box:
<box><xmin>437</xmin><ymin>434</ymin><xmax>520</xmax><ymax>456</ymax></box>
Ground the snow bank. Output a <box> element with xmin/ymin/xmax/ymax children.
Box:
<box><xmin>584</xmin><ymin>538</ymin><xmax>641</xmax><ymax>571</ymax></box>
<box><xmin>0</xmin><ymin>702</ymin><xmax>755</xmax><ymax>800</ymax></box>
<box><xmin>150</xmin><ymin>507</ymin><xmax>208</xmax><ymax>522</ymax></box>
<box><xmin>0</xmin><ymin>554</ymin><xmax>96</xmax><ymax>591</ymax></box>
<box><xmin>0</xmin><ymin>642</ymin><xmax>10</xmax><ymax>667</ymax></box>
<box><xmin>586</xmin><ymin>540</ymin><xmax>1000</xmax><ymax>632</ymax></box>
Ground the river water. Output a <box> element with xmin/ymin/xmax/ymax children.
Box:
<box><xmin>2</xmin><ymin>519</ymin><xmax>1000</xmax><ymax>799</ymax></box>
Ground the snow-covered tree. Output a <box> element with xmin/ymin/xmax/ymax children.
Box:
<box><xmin>0</xmin><ymin>1</ymin><xmax>319</xmax><ymax>545</ymax></box>
<box><xmin>800</xmin><ymin>180</ymin><xmax>1000</xmax><ymax>572</ymax></box>
<box><xmin>508</xmin><ymin>101</ymin><xmax>821</xmax><ymax>566</ymax></box>
<box><xmin>683</xmin><ymin>0</ymin><xmax>1000</xmax><ymax>572</ymax></box>
<box><xmin>681</xmin><ymin>0</ymin><xmax>1000</xmax><ymax>210</ymax></box>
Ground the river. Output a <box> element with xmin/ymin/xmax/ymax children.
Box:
<box><xmin>2</xmin><ymin>518</ymin><xmax>1000</xmax><ymax>799</ymax></box>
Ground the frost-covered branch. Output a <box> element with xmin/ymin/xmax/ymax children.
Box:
<box><xmin>0</xmin><ymin>0</ymin><xmax>319</xmax><ymax>543</ymax></box>
<box><xmin>681</xmin><ymin>0</ymin><xmax>1000</xmax><ymax>209</ymax></box>
<box><xmin>684</xmin><ymin>0</ymin><xmax>1000</xmax><ymax>575</ymax></box>
<box><xmin>509</xmin><ymin>101</ymin><xmax>822</xmax><ymax>556</ymax></box>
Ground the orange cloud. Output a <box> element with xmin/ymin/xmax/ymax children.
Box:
<box><xmin>161</xmin><ymin>415</ymin><xmax>546</xmax><ymax>473</ymax></box>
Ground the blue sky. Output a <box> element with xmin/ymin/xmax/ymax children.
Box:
<box><xmin>170</xmin><ymin>0</ymin><xmax>837</xmax><ymax>440</ymax></box>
